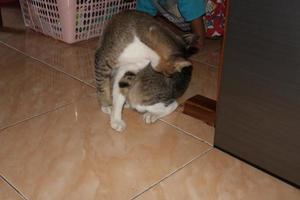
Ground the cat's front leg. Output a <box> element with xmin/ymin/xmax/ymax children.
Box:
<box><xmin>110</xmin><ymin>93</ymin><xmax>126</xmax><ymax>132</ymax></box>
<box><xmin>110</xmin><ymin>80</ymin><xmax>127</xmax><ymax>132</ymax></box>
<box><xmin>95</xmin><ymin>49</ymin><xmax>113</xmax><ymax>114</ymax></box>
<box><xmin>96</xmin><ymin>77</ymin><xmax>112</xmax><ymax>115</ymax></box>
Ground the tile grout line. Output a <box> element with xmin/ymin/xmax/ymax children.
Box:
<box><xmin>159</xmin><ymin>118</ymin><xmax>213</xmax><ymax>147</ymax></box>
<box><xmin>0</xmin><ymin>103</ymin><xmax>72</xmax><ymax>132</ymax></box>
<box><xmin>129</xmin><ymin>147</ymin><xmax>214</xmax><ymax>200</ymax></box>
<box><xmin>0</xmin><ymin>41</ymin><xmax>216</xmax><ymax>144</ymax></box>
<box><xmin>0</xmin><ymin>41</ymin><xmax>96</xmax><ymax>89</ymax></box>
<box><xmin>0</xmin><ymin>41</ymin><xmax>218</xmax><ymax>112</ymax></box>
<box><xmin>200</xmin><ymin>61</ymin><xmax>218</xmax><ymax>68</ymax></box>
<box><xmin>0</xmin><ymin>40</ymin><xmax>220</xmax><ymax>199</ymax></box>
<box><xmin>0</xmin><ymin>40</ymin><xmax>218</xmax><ymax>86</ymax></box>
<box><xmin>0</xmin><ymin>174</ymin><xmax>29</xmax><ymax>200</ymax></box>
<box><xmin>190</xmin><ymin>59</ymin><xmax>219</xmax><ymax>68</ymax></box>
<box><xmin>0</xmin><ymin>41</ymin><xmax>215</xmax><ymax>136</ymax></box>
<box><xmin>0</xmin><ymin>83</ymin><xmax>98</xmax><ymax>132</ymax></box>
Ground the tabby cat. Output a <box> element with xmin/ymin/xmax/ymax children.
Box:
<box><xmin>95</xmin><ymin>10</ymin><xmax>195</xmax><ymax>114</ymax></box>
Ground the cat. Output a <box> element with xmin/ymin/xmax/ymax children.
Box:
<box><xmin>95</xmin><ymin>10</ymin><xmax>196</xmax><ymax>114</ymax></box>
<box><xmin>110</xmin><ymin>60</ymin><xmax>192</xmax><ymax>132</ymax></box>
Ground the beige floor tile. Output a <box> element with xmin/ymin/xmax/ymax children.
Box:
<box><xmin>74</xmin><ymin>38</ymin><xmax>100</xmax><ymax>51</ymax></box>
<box><xmin>44</xmin><ymin>46</ymin><xmax>96</xmax><ymax>85</ymax></box>
<box><xmin>190</xmin><ymin>39</ymin><xmax>222</xmax><ymax>67</ymax></box>
<box><xmin>0</xmin><ymin>28</ymin><xmax>69</xmax><ymax>61</ymax></box>
<box><xmin>0</xmin><ymin>7</ymin><xmax>97</xmax><ymax>67</ymax></box>
<box><xmin>0</xmin><ymin>96</ymin><xmax>211</xmax><ymax>200</ymax></box>
<box><xmin>162</xmin><ymin>111</ymin><xmax>214</xmax><ymax>144</ymax></box>
<box><xmin>0</xmin><ymin>178</ymin><xmax>24</xmax><ymax>200</ymax></box>
<box><xmin>138</xmin><ymin>149</ymin><xmax>300</xmax><ymax>200</ymax></box>
<box><xmin>1</xmin><ymin>24</ymin><xmax>96</xmax><ymax>86</ymax></box>
<box><xmin>167</xmin><ymin>61</ymin><xmax>217</xmax><ymax>144</ymax></box>
<box><xmin>201</xmin><ymin>47</ymin><xmax>222</xmax><ymax>67</ymax></box>
<box><xmin>0</xmin><ymin>44</ymin><xmax>94</xmax><ymax>129</ymax></box>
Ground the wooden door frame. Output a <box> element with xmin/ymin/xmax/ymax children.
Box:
<box><xmin>183</xmin><ymin>0</ymin><xmax>230</xmax><ymax>126</ymax></box>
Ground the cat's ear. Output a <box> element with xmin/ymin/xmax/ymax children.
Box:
<box><xmin>174</xmin><ymin>57</ymin><xmax>192</xmax><ymax>72</ymax></box>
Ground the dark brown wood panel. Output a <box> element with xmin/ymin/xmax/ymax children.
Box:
<box><xmin>183</xmin><ymin>95</ymin><xmax>216</xmax><ymax>126</ymax></box>
<box><xmin>215</xmin><ymin>0</ymin><xmax>300</xmax><ymax>186</ymax></box>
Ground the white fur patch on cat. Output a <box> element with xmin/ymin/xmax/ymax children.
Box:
<box><xmin>134</xmin><ymin>101</ymin><xmax>178</xmax><ymax>124</ymax></box>
<box><xmin>110</xmin><ymin>60</ymin><xmax>150</xmax><ymax>132</ymax></box>
<box><xmin>118</xmin><ymin>35</ymin><xmax>160</xmax><ymax>68</ymax></box>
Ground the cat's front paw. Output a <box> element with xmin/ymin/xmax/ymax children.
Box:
<box><xmin>110</xmin><ymin>119</ymin><xmax>126</xmax><ymax>132</ymax></box>
<box><xmin>143</xmin><ymin>112</ymin><xmax>159</xmax><ymax>124</ymax></box>
<box><xmin>101</xmin><ymin>106</ymin><xmax>112</xmax><ymax>115</ymax></box>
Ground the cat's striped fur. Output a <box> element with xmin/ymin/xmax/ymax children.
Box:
<box><xmin>95</xmin><ymin>10</ymin><xmax>195</xmax><ymax>112</ymax></box>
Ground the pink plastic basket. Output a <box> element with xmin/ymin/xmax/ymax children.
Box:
<box><xmin>19</xmin><ymin>0</ymin><xmax>136</xmax><ymax>43</ymax></box>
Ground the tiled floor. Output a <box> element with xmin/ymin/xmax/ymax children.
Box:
<box><xmin>0</xmin><ymin>7</ymin><xmax>299</xmax><ymax>200</ymax></box>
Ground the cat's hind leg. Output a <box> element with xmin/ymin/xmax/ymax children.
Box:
<box><xmin>110</xmin><ymin>69</ymin><xmax>129</xmax><ymax>132</ymax></box>
<box><xmin>111</xmin><ymin>93</ymin><xmax>126</xmax><ymax>132</ymax></box>
<box><xmin>143</xmin><ymin>101</ymin><xmax>178</xmax><ymax>124</ymax></box>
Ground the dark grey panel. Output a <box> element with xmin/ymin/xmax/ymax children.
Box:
<box><xmin>215</xmin><ymin>0</ymin><xmax>300</xmax><ymax>186</ymax></box>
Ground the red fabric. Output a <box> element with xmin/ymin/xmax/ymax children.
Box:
<box><xmin>204</xmin><ymin>0</ymin><xmax>226</xmax><ymax>38</ymax></box>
